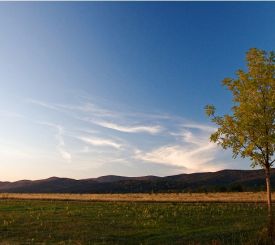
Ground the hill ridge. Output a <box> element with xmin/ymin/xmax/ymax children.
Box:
<box><xmin>0</xmin><ymin>169</ymin><xmax>274</xmax><ymax>193</ymax></box>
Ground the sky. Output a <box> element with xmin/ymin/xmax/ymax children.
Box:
<box><xmin>0</xmin><ymin>2</ymin><xmax>275</xmax><ymax>181</ymax></box>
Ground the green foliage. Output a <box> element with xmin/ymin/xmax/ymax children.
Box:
<box><xmin>204</xmin><ymin>104</ymin><xmax>216</xmax><ymax>117</ymax></box>
<box><xmin>205</xmin><ymin>48</ymin><xmax>275</xmax><ymax>169</ymax></box>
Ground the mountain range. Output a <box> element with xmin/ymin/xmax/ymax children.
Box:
<box><xmin>0</xmin><ymin>169</ymin><xmax>274</xmax><ymax>193</ymax></box>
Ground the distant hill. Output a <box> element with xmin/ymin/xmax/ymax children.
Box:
<box><xmin>0</xmin><ymin>169</ymin><xmax>274</xmax><ymax>193</ymax></box>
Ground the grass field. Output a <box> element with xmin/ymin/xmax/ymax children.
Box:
<box><xmin>1</xmin><ymin>192</ymin><xmax>275</xmax><ymax>202</ymax></box>
<box><xmin>0</xmin><ymin>194</ymin><xmax>274</xmax><ymax>244</ymax></box>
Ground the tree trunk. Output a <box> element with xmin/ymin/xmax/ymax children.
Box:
<box><xmin>265</xmin><ymin>166</ymin><xmax>273</xmax><ymax>237</ymax></box>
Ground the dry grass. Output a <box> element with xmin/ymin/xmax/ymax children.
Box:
<box><xmin>0</xmin><ymin>192</ymin><xmax>274</xmax><ymax>203</ymax></box>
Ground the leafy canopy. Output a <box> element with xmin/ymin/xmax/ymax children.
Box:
<box><xmin>205</xmin><ymin>48</ymin><xmax>275</xmax><ymax>169</ymax></box>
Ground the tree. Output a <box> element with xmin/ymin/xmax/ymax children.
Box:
<box><xmin>205</xmin><ymin>48</ymin><xmax>275</xmax><ymax>235</ymax></box>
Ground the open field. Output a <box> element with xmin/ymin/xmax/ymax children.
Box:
<box><xmin>0</xmin><ymin>192</ymin><xmax>275</xmax><ymax>203</ymax></box>
<box><xmin>0</xmin><ymin>197</ymin><xmax>274</xmax><ymax>244</ymax></box>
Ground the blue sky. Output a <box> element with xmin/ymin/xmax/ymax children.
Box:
<box><xmin>0</xmin><ymin>2</ymin><xmax>275</xmax><ymax>181</ymax></box>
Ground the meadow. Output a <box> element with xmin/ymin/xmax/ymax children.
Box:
<box><xmin>0</xmin><ymin>193</ymin><xmax>274</xmax><ymax>244</ymax></box>
<box><xmin>1</xmin><ymin>192</ymin><xmax>275</xmax><ymax>202</ymax></box>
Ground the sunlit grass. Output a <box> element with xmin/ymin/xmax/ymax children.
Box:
<box><xmin>0</xmin><ymin>192</ymin><xmax>274</xmax><ymax>203</ymax></box>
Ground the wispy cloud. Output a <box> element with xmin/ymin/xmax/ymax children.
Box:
<box><xmin>94</xmin><ymin>121</ymin><xmax>163</xmax><ymax>134</ymax></box>
<box><xmin>28</xmin><ymin>99</ymin><xmax>165</xmax><ymax>135</ymax></box>
<box><xmin>181</xmin><ymin>122</ymin><xmax>217</xmax><ymax>133</ymax></box>
<box><xmin>58</xmin><ymin>103</ymin><xmax>117</xmax><ymax>118</ymax></box>
<box><xmin>55</xmin><ymin>126</ymin><xmax>72</xmax><ymax>162</ymax></box>
<box><xmin>38</xmin><ymin>122</ymin><xmax>72</xmax><ymax>162</ymax></box>
<box><xmin>135</xmin><ymin>144</ymin><xmax>217</xmax><ymax>171</ymax></box>
<box><xmin>27</xmin><ymin>97</ymin><xmax>230</xmax><ymax>174</ymax></box>
<box><xmin>0</xmin><ymin>110</ymin><xmax>24</xmax><ymax>119</ymax></box>
<box><xmin>135</xmin><ymin>124</ymin><xmax>225</xmax><ymax>172</ymax></box>
<box><xmin>27</xmin><ymin>99</ymin><xmax>59</xmax><ymax>111</ymax></box>
<box><xmin>77</xmin><ymin>136</ymin><xmax>122</xmax><ymax>149</ymax></box>
<box><xmin>28</xmin><ymin>99</ymin><xmax>117</xmax><ymax>119</ymax></box>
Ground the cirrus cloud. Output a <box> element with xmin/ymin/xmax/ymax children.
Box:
<box><xmin>135</xmin><ymin>124</ymin><xmax>226</xmax><ymax>173</ymax></box>
<box><xmin>78</xmin><ymin>136</ymin><xmax>122</xmax><ymax>149</ymax></box>
<box><xmin>94</xmin><ymin>121</ymin><xmax>163</xmax><ymax>135</ymax></box>
<box><xmin>26</xmin><ymin>97</ymin><xmax>232</xmax><ymax>175</ymax></box>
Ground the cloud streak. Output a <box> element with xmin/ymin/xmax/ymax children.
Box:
<box><xmin>38</xmin><ymin>122</ymin><xmax>72</xmax><ymax>162</ymax></box>
<box><xmin>94</xmin><ymin>121</ymin><xmax>163</xmax><ymax>134</ymax></box>
<box><xmin>27</xmin><ymin>97</ymin><xmax>229</xmax><ymax>174</ymax></box>
<box><xmin>135</xmin><ymin>124</ymin><xmax>225</xmax><ymax>172</ymax></box>
<box><xmin>55</xmin><ymin>126</ymin><xmax>72</xmax><ymax>162</ymax></box>
<box><xmin>29</xmin><ymin>99</ymin><xmax>164</xmax><ymax>135</ymax></box>
<box><xmin>78</xmin><ymin>136</ymin><xmax>122</xmax><ymax>149</ymax></box>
